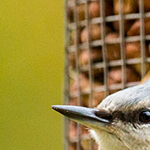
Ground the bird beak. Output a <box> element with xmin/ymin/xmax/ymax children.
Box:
<box><xmin>52</xmin><ymin>105</ymin><xmax>111</xmax><ymax>129</ymax></box>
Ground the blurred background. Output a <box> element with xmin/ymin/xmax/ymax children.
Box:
<box><xmin>0</xmin><ymin>0</ymin><xmax>64</xmax><ymax>150</ymax></box>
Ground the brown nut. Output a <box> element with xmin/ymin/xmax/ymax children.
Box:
<box><xmin>69</xmin><ymin>121</ymin><xmax>77</xmax><ymax>140</ymax></box>
<box><xmin>81</xmin><ymin>24</ymin><xmax>101</xmax><ymax>42</ymax></box>
<box><xmin>94</xmin><ymin>144</ymin><xmax>99</xmax><ymax>150</ymax></box>
<box><xmin>70</xmin><ymin>74</ymin><xmax>90</xmax><ymax>94</ymax></box>
<box><xmin>79</xmin><ymin>48</ymin><xmax>102</xmax><ymax>66</ymax></box>
<box><xmin>82</xmin><ymin>68</ymin><xmax>103</xmax><ymax>83</ymax></box>
<box><xmin>105</xmin><ymin>32</ymin><xmax>121</xmax><ymax>61</ymax></box>
<box><xmin>107</xmin><ymin>67</ymin><xmax>140</xmax><ymax>94</ymax></box>
<box><xmin>81</xmin><ymin>24</ymin><xmax>111</xmax><ymax>43</ymax></box>
<box><xmin>67</xmin><ymin>4</ymin><xmax>85</xmax><ymax>22</ymax></box>
<box><xmin>70</xmin><ymin>74</ymin><xmax>104</xmax><ymax>107</ymax></box>
<box><xmin>80</xmin><ymin>27</ymin><xmax>88</xmax><ymax>43</ymax></box>
<box><xmin>113</xmin><ymin>19</ymin><xmax>135</xmax><ymax>34</ymax></box>
<box><xmin>77</xmin><ymin>4</ymin><xmax>85</xmax><ymax>21</ymax></box>
<box><xmin>81</xmin><ymin>139</ymin><xmax>90</xmax><ymax>150</ymax></box>
<box><xmin>131</xmin><ymin>63</ymin><xmax>150</xmax><ymax>76</ymax></box>
<box><xmin>69</xmin><ymin>97</ymin><xmax>78</xmax><ymax>106</ymax></box>
<box><xmin>69</xmin><ymin>143</ymin><xmax>77</xmax><ymax>150</ymax></box>
<box><xmin>113</xmin><ymin>0</ymin><xmax>138</xmax><ymax>15</ymax></box>
<box><xmin>126</xmin><ymin>42</ymin><xmax>149</xmax><ymax>59</ymax></box>
<box><xmin>92</xmin><ymin>91</ymin><xmax>105</xmax><ymax>107</ymax></box>
<box><xmin>69</xmin><ymin>96</ymin><xmax>89</xmax><ymax>108</ymax></box>
<box><xmin>89</xmin><ymin>1</ymin><xmax>100</xmax><ymax>18</ymax></box>
<box><xmin>108</xmin><ymin>67</ymin><xmax>140</xmax><ymax>85</ymax></box>
<box><xmin>70</xmin><ymin>73</ymin><xmax>102</xmax><ymax>94</ymax></box>
<box><xmin>67</xmin><ymin>7</ymin><xmax>74</xmax><ymax>22</ymax></box>
<box><xmin>126</xmin><ymin>43</ymin><xmax>150</xmax><ymax>74</ymax></box>
<box><xmin>69</xmin><ymin>29</ymin><xmax>76</xmax><ymax>45</ymax></box>
<box><xmin>127</xmin><ymin>18</ymin><xmax>150</xmax><ymax>36</ymax></box>
<box><xmin>89</xmin><ymin>0</ymin><xmax>113</xmax><ymax>18</ymax></box>
<box><xmin>104</xmin><ymin>0</ymin><xmax>114</xmax><ymax>16</ymax></box>
<box><xmin>138</xmin><ymin>0</ymin><xmax>150</xmax><ymax>12</ymax></box>
<box><xmin>69</xmin><ymin>52</ymin><xmax>76</xmax><ymax>68</ymax></box>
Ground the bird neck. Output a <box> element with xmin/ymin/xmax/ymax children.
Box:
<box><xmin>90</xmin><ymin>129</ymin><xmax>130</xmax><ymax>150</ymax></box>
<box><xmin>90</xmin><ymin>128</ymin><xmax>150</xmax><ymax>150</ymax></box>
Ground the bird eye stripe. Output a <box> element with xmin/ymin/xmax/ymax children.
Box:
<box><xmin>112</xmin><ymin>108</ymin><xmax>150</xmax><ymax>124</ymax></box>
<box><xmin>95</xmin><ymin>111</ymin><xmax>112</xmax><ymax>121</ymax></box>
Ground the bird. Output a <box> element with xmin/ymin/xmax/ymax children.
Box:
<box><xmin>52</xmin><ymin>78</ymin><xmax>150</xmax><ymax>150</ymax></box>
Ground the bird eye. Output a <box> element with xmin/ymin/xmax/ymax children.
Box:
<box><xmin>139</xmin><ymin>111</ymin><xmax>150</xmax><ymax>123</ymax></box>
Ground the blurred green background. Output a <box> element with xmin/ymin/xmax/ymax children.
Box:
<box><xmin>0</xmin><ymin>0</ymin><xmax>64</xmax><ymax>150</ymax></box>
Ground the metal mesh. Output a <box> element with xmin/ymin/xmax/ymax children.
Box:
<box><xmin>64</xmin><ymin>0</ymin><xmax>150</xmax><ymax>149</ymax></box>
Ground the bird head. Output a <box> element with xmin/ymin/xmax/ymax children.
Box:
<box><xmin>52</xmin><ymin>81</ymin><xmax>150</xmax><ymax>150</ymax></box>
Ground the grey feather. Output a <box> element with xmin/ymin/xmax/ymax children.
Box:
<box><xmin>98</xmin><ymin>82</ymin><xmax>150</xmax><ymax>111</ymax></box>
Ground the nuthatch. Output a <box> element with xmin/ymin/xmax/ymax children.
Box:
<box><xmin>52</xmin><ymin>79</ymin><xmax>150</xmax><ymax>150</ymax></box>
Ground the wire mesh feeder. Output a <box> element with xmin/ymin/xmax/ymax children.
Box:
<box><xmin>64</xmin><ymin>0</ymin><xmax>150</xmax><ymax>150</ymax></box>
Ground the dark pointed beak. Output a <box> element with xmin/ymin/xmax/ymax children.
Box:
<box><xmin>52</xmin><ymin>105</ymin><xmax>111</xmax><ymax>129</ymax></box>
